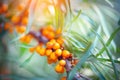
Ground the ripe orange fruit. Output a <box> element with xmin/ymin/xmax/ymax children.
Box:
<box><xmin>1</xmin><ymin>4</ymin><xmax>8</xmax><ymax>12</ymax></box>
<box><xmin>55</xmin><ymin>49</ymin><xmax>62</xmax><ymax>57</ymax></box>
<box><xmin>46</xmin><ymin>31</ymin><xmax>55</xmax><ymax>40</ymax></box>
<box><xmin>53</xmin><ymin>42</ymin><xmax>60</xmax><ymax>50</ymax></box>
<box><xmin>50</xmin><ymin>39</ymin><xmax>56</xmax><ymax>43</ymax></box>
<box><xmin>61</xmin><ymin>76</ymin><xmax>67</xmax><ymax>80</ymax></box>
<box><xmin>4</xmin><ymin>22</ymin><xmax>11</xmax><ymax>30</ymax></box>
<box><xmin>24</xmin><ymin>34</ymin><xmax>33</xmax><ymax>44</ymax></box>
<box><xmin>21</xmin><ymin>17</ymin><xmax>28</xmax><ymax>25</ymax></box>
<box><xmin>47</xmin><ymin>57</ymin><xmax>53</xmax><ymax>64</ymax></box>
<box><xmin>56</xmin><ymin>28</ymin><xmax>62</xmax><ymax>35</ymax></box>
<box><xmin>45</xmin><ymin>49</ymin><xmax>52</xmax><ymax>56</ymax></box>
<box><xmin>16</xmin><ymin>25</ymin><xmax>26</xmax><ymax>34</ymax></box>
<box><xmin>56</xmin><ymin>37</ymin><xmax>64</xmax><ymax>45</ymax></box>
<box><xmin>62</xmin><ymin>50</ymin><xmax>70</xmax><ymax>59</ymax></box>
<box><xmin>35</xmin><ymin>45</ymin><xmax>41</xmax><ymax>52</ymax></box>
<box><xmin>46</xmin><ymin>42</ymin><xmax>54</xmax><ymax>49</ymax></box>
<box><xmin>42</xmin><ymin>29</ymin><xmax>49</xmax><ymax>36</ymax></box>
<box><xmin>23</xmin><ymin>9</ymin><xmax>29</xmax><ymax>17</ymax></box>
<box><xmin>36</xmin><ymin>47</ymin><xmax>46</xmax><ymax>56</ymax></box>
<box><xmin>11</xmin><ymin>15</ymin><xmax>20</xmax><ymax>24</ymax></box>
<box><xmin>55</xmin><ymin>64</ymin><xmax>64</xmax><ymax>73</ymax></box>
<box><xmin>50</xmin><ymin>52</ymin><xmax>57</xmax><ymax>61</ymax></box>
<box><xmin>17</xmin><ymin>4</ymin><xmax>24</xmax><ymax>11</ymax></box>
<box><xmin>46</xmin><ymin>25</ymin><xmax>54</xmax><ymax>31</ymax></box>
<box><xmin>59</xmin><ymin>60</ymin><xmax>66</xmax><ymax>66</ymax></box>
<box><xmin>29</xmin><ymin>47</ymin><xmax>35</xmax><ymax>53</ymax></box>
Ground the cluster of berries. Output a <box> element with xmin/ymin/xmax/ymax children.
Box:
<box><xmin>0</xmin><ymin>2</ymin><xmax>30</xmax><ymax>34</ymax></box>
<box><xmin>18</xmin><ymin>25</ymin><xmax>79</xmax><ymax>80</ymax></box>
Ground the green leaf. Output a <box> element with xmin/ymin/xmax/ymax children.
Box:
<box><xmin>68</xmin><ymin>26</ymin><xmax>101</xmax><ymax>80</ymax></box>
<box><xmin>20</xmin><ymin>53</ymin><xmax>34</xmax><ymax>67</ymax></box>
<box><xmin>91</xmin><ymin>28</ymin><xmax>119</xmax><ymax>80</ymax></box>
<box><xmin>90</xmin><ymin>63</ymin><xmax>106</xmax><ymax>80</ymax></box>
<box><xmin>96</xmin><ymin>27</ymin><xmax>120</xmax><ymax>57</ymax></box>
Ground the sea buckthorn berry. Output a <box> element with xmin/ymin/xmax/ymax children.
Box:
<box><xmin>62</xmin><ymin>50</ymin><xmax>70</xmax><ymax>59</ymax></box>
<box><xmin>55</xmin><ymin>49</ymin><xmax>62</xmax><ymax>57</ymax></box>
<box><xmin>50</xmin><ymin>39</ymin><xmax>56</xmax><ymax>44</ymax></box>
<box><xmin>42</xmin><ymin>29</ymin><xmax>49</xmax><ymax>36</ymax></box>
<box><xmin>36</xmin><ymin>47</ymin><xmax>46</xmax><ymax>56</ymax></box>
<box><xmin>21</xmin><ymin>17</ymin><xmax>28</xmax><ymax>25</ymax></box>
<box><xmin>24</xmin><ymin>35</ymin><xmax>33</xmax><ymax>43</ymax></box>
<box><xmin>61</xmin><ymin>76</ymin><xmax>67</xmax><ymax>80</ymax></box>
<box><xmin>11</xmin><ymin>15</ymin><xmax>20</xmax><ymax>24</ymax></box>
<box><xmin>56</xmin><ymin>28</ymin><xmax>62</xmax><ymax>35</ymax></box>
<box><xmin>47</xmin><ymin>57</ymin><xmax>53</xmax><ymax>64</ymax></box>
<box><xmin>55</xmin><ymin>64</ymin><xmax>64</xmax><ymax>73</ymax></box>
<box><xmin>16</xmin><ymin>26</ymin><xmax>26</xmax><ymax>34</ymax></box>
<box><xmin>17</xmin><ymin>4</ymin><xmax>24</xmax><ymax>11</ymax></box>
<box><xmin>35</xmin><ymin>45</ymin><xmax>41</xmax><ymax>52</ymax></box>
<box><xmin>45</xmin><ymin>49</ymin><xmax>52</xmax><ymax>56</ymax></box>
<box><xmin>46</xmin><ymin>25</ymin><xmax>54</xmax><ymax>31</ymax></box>
<box><xmin>50</xmin><ymin>52</ymin><xmax>57</xmax><ymax>61</ymax></box>
<box><xmin>46</xmin><ymin>42</ymin><xmax>54</xmax><ymax>49</ymax></box>
<box><xmin>46</xmin><ymin>31</ymin><xmax>55</xmax><ymax>40</ymax></box>
<box><xmin>1</xmin><ymin>4</ymin><xmax>8</xmax><ymax>12</ymax></box>
<box><xmin>20</xmin><ymin>36</ymin><xmax>26</xmax><ymax>42</ymax></box>
<box><xmin>53</xmin><ymin>42</ymin><xmax>60</xmax><ymax>50</ymax></box>
<box><xmin>59</xmin><ymin>60</ymin><xmax>66</xmax><ymax>66</ymax></box>
<box><xmin>29</xmin><ymin>47</ymin><xmax>35</xmax><ymax>53</ymax></box>
<box><xmin>23</xmin><ymin>9</ymin><xmax>29</xmax><ymax>17</ymax></box>
<box><xmin>56</xmin><ymin>37</ymin><xmax>64</xmax><ymax>45</ymax></box>
<box><xmin>4</xmin><ymin>22</ymin><xmax>11</xmax><ymax>30</ymax></box>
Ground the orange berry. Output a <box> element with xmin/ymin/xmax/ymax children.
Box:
<box><xmin>50</xmin><ymin>52</ymin><xmax>57</xmax><ymax>61</ymax></box>
<box><xmin>62</xmin><ymin>50</ymin><xmax>70</xmax><ymax>59</ymax></box>
<box><xmin>16</xmin><ymin>26</ymin><xmax>26</xmax><ymax>34</ymax></box>
<box><xmin>45</xmin><ymin>49</ymin><xmax>52</xmax><ymax>56</ymax></box>
<box><xmin>1</xmin><ymin>4</ymin><xmax>8</xmax><ymax>12</ymax></box>
<box><xmin>17</xmin><ymin>4</ymin><xmax>24</xmax><ymax>11</ymax></box>
<box><xmin>42</xmin><ymin>29</ymin><xmax>49</xmax><ymax>36</ymax></box>
<box><xmin>55</xmin><ymin>64</ymin><xmax>64</xmax><ymax>73</ymax></box>
<box><xmin>21</xmin><ymin>17</ymin><xmax>28</xmax><ymax>25</ymax></box>
<box><xmin>50</xmin><ymin>39</ymin><xmax>56</xmax><ymax>43</ymax></box>
<box><xmin>29</xmin><ymin>47</ymin><xmax>35</xmax><ymax>53</ymax></box>
<box><xmin>61</xmin><ymin>76</ymin><xmax>67</xmax><ymax>80</ymax></box>
<box><xmin>47</xmin><ymin>57</ymin><xmax>53</xmax><ymax>64</ymax></box>
<box><xmin>24</xmin><ymin>35</ymin><xmax>33</xmax><ymax>43</ymax></box>
<box><xmin>11</xmin><ymin>15</ymin><xmax>20</xmax><ymax>24</ymax></box>
<box><xmin>46</xmin><ymin>25</ymin><xmax>54</xmax><ymax>31</ymax></box>
<box><xmin>36</xmin><ymin>46</ymin><xmax>45</xmax><ymax>56</ymax></box>
<box><xmin>59</xmin><ymin>60</ymin><xmax>66</xmax><ymax>66</ymax></box>
<box><xmin>4</xmin><ymin>22</ymin><xmax>11</xmax><ymax>30</ymax></box>
<box><xmin>53</xmin><ymin>42</ymin><xmax>60</xmax><ymax>50</ymax></box>
<box><xmin>23</xmin><ymin>9</ymin><xmax>29</xmax><ymax>17</ymax></box>
<box><xmin>55</xmin><ymin>49</ymin><xmax>62</xmax><ymax>57</ymax></box>
<box><xmin>46</xmin><ymin>42</ymin><xmax>54</xmax><ymax>49</ymax></box>
<box><xmin>35</xmin><ymin>45</ymin><xmax>41</xmax><ymax>52</ymax></box>
<box><xmin>56</xmin><ymin>37</ymin><xmax>64</xmax><ymax>45</ymax></box>
<box><xmin>19</xmin><ymin>36</ymin><xmax>25</xmax><ymax>42</ymax></box>
<box><xmin>46</xmin><ymin>31</ymin><xmax>55</xmax><ymax>40</ymax></box>
<box><xmin>56</xmin><ymin>28</ymin><xmax>62</xmax><ymax>35</ymax></box>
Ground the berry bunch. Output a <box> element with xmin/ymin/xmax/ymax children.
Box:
<box><xmin>1</xmin><ymin>1</ymin><xmax>30</xmax><ymax>34</ymax></box>
<box><xmin>18</xmin><ymin>25</ymin><xmax>79</xmax><ymax>80</ymax></box>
